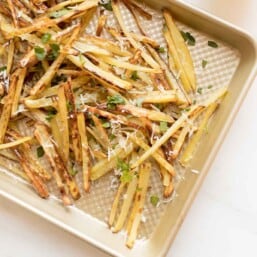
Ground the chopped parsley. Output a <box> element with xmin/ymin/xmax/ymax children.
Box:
<box><xmin>181</xmin><ymin>31</ymin><xmax>196</xmax><ymax>46</ymax></box>
<box><xmin>202</xmin><ymin>59</ymin><xmax>208</xmax><ymax>69</ymax></box>
<box><xmin>150</xmin><ymin>195</ymin><xmax>159</xmax><ymax>207</ymax></box>
<box><xmin>41</xmin><ymin>33</ymin><xmax>52</xmax><ymax>44</ymax></box>
<box><xmin>49</xmin><ymin>8</ymin><xmax>69</xmax><ymax>18</ymax></box>
<box><xmin>109</xmin><ymin>134</ymin><xmax>116</xmax><ymax>141</ymax></box>
<box><xmin>130</xmin><ymin>71</ymin><xmax>139</xmax><ymax>81</ymax></box>
<box><xmin>47</xmin><ymin>43</ymin><xmax>60</xmax><ymax>60</ymax></box>
<box><xmin>0</xmin><ymin>66</ymin><xmax>7</xmax><ymax>72</ymax></box>
<box><xmin>107</xmin><ymin>94</ymin><xmax>125</xmax><ymax>109</ymax></box>
<box><xmin>208</xmin><ymin>85</ymin><xmax>213</xmax><ymax>89</ymax></box>
<box><xmin>36</xmin><ymin>146</ymin><xmax>45</xmax><ymax>158</ymax></box>
<box><xmin>208</xmin><ymin>40</ymin><xmax>218</xmax><ymax>48</ymax></box>
<box><xmin>99</xmin><ymin>0</ymin><xmax>113</xmax><ymax>11</ymax></box>
<box><xmin>69</xmin><ymin>168</ymin><xmax>78</xmax><ymax>176</ymax></box>
<box><xmin>117</xmin><ymin>159</ymin><xmax>132</xmax><ymax>183</ymax></box>
<box><xmin>45</xmin><ymin>108</ymin><xmax>57</xmax><ymax>122</ymax></box>
<box><xmin>102</xmin><ymin>122</ymin><xmax>111</xmax><ymax>128</ymax></box>
<box><xmin>193</xmin><ymin>99</ymin><xmax>197</xmax><ymax>105</ymax></box>
<box><xmin>34</xmin><ymin>46</ymin><xmax>46</xmax><ymax>61</ymax></box>
<box><xmin>197</xmin><ymin>87</ymin><xmax>203</xmax><ymax>94</ymax></box>
<box><xmin>157</xmin><ymin>46</ymin><xmax>165</xmax><ymax>53</ymax></box>
<box><xmin>159</xmin><ymin>121</ymin><xmax>168</xmax><ymax>133</ymax></box>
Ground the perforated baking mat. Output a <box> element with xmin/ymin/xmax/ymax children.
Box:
<box><xmin>1</xmin><ymin>0</ymin><xmax>256</xmax><ymax>256</ymax></box>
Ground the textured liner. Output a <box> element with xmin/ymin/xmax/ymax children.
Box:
<box><xmin>0</xmin><ymin>0</ymin><xmax>249</xmax><ymax>254</ymax></box>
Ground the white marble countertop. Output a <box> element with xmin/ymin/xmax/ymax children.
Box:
<box><xmin>1</xmin><ymin>1</ymin><xmax>257</xmax><ymax>256</ymax></box>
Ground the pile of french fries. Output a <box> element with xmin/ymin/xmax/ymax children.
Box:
<box><xmin>0</xmin><ymin>0</ymin><xmax>226</xmax><ymax>248</ymax></box>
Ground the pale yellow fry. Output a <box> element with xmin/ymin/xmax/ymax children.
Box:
<box><xmin>68</xmin><ymin>55</ymin><xmax>132</xmax><ymax>90</ymax></box>
<box><xmin>180</xmin><ymin>102</ymin><xmax>220</xmax><ymax>165</ymax></box>
<box><xmin>0</xmin><ymin>137</ymin><xmax>32</xmax><ymax>150</ymax></box>
<box><xmin>113</xmin><ymin>175</ymin><xmax>138</xmax><ymax>232</ymax></box>
<box><xmin>109</xmin><ymin>182</ymin><xmax>126</xmax><ymax>227</ymax></box>
<box><xmin>7</xmin><ymin>40</ymin><xmax>14</xmax><ymax>75</ymax></box>
<box><xmin>80</xmin><ymin>35</ymin><xmax>132</xmax><ymax>57</ymax></box>
<box><xmin>117</xmin><ymin>104</ymin><xmax>174</xmax><ymax>123</ymax></box>
<box><xmin>100</xmin><ymin>56</ymin><xmax>161</xmax><ymax>73</ymax></box>
<box><xmin>11</xmin><ymin>67</ymin><xmax>27</xmax><ymax>116</ymax></box>
<box><xmin>91</xmin><ymin>144</ymin><xmax>134</xmax><ymax>181</ymax></box>
<box><xmin>163</xmin><ymin>9</ymin><xmax>196</xmax><ymax>91</ymax></box>
<box><xmin>164</xmin><ymin>28</ymin><xmax>192</xmax><ymax>93</ymax></box>
<box><xmin>131</xmin><ymin>105</ymin><xmax>199</xmax><ymax>168</ymax></box>
<box><xmin>133</xmin><ymin>90</ymin><xmax>186</xmax><ymax>104</ymax></box>
<box><xmin>130</xmin><ymin>135</ymin><xmax>175</xmax><ymax>176</ymax></box>
<box><xmin>24</xmin><ymin>97</ymin><xmax>57</xmax><ymax>109</ymax></box>
<box><xmin>126</xmin><ymin>162</ymin><xmax>151</xmax><ymax>248</ymax></box>
<box><xmin>57</xmin><ymin>85</ymin><xmax>69</xmax><ymax>164</ymax></box>
<box><xmin>77</xmin><ymin>112</ymin><xmax>91</xmax><ymax>192</ymax></box>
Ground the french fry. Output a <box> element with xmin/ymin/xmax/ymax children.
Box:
<box><xmin>180</xmin><ymin>102</ymin><xmax>220</xmax><ymax>165</ymax></box>
<box><xmin>126</xmin><ymin>162</ymin><xmax>151</xmax><ymax>248</ymax></box>
<box><xmin>130</xmin><ymin>135</ymin><xmax>175</xmax><ymax>176</ymax></box>
<box><xmin>131</xmin><ymin>105</ymin><xmax>199</xmax><ymax>168</ymax></box>
<box><xmin>0</xmin><ymin>137</ymin><xmax>32</xmax><ymax>150</ymax></box>
<box><xmin>112</xmin><ymin>175</ymin><xmax>138</xmax><ymax>232</ymax></box>
<box><xmin>117</xmin><ymin>104</ymin><xmax>174</xmax><ymax>123</ymax></box>
<box><xmin>77</xmin><ymin>112</ymin><xmax>91</xmax><ymax>192</ymax></box>
<box><xmin>163</xmin><ymin>9</ymin><xmax>196</xmax><ymax>91</ymax></box>
<box><xmin>57</xmin><ymin>85</ymin><xmax>70</xmax><ymax>164</ymax></box>
<box><xmin>0</xmin><ymin>71</ymin><xmax>18</xmax><ymax>143</ymax></box>
<box><xmin>109</xmin><ymin>181</ymin><xmax>126</xmax><ymax>227</ymax></box>
<box><xmin>91</xmin><ymin>143</ymin><xmax>134</xmax><ymax>180</ymax></box>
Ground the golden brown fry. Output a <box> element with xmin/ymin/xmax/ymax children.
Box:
<box><xmin>0</xmin><ymin>71</ymin><xmax>18</xmax><ymax>143</ymax></box>
<box><xmin>126</xmin><ymin>162</ymin><xmax>151</xmax><ymax>248</ymax></box>
<box><xmin>96</xmin><ymin>14</ymin><xmax>107</xmax><ymax>37</ymax></box>
<box><xmin>77</xmin><ymin>112</ymin><xmax>91</xmax><ymax>192</ymax></box>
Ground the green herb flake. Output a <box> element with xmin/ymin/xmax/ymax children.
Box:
<box><xmin>157</xmin><ymin>47</ymin><xmax>165</xmax><ymax>53</ymax></box>
<box><xmin>48</xmin><ymin>43</ymin><xmax>60</xmax><ymax>60</ymax></box>
<box><xmin>197</xmin><ymin>87</ymin><xmax>203</xmax><ymax>94</ymax></box>
<box><xmin>181</xmin><ymin>31</ymin><xmax>196</xmax><ymax>46</ymax></box>
<box><xmin>208</xmin><ymin>85</ymin><xmax>213</xmax><ymax>89</ymax></box>
<box><xmin>99</xmin><ymin>0</ymin><xmax>113</xmax><ymax>11</ymax></box>
<box><xmin>34</xmin><ymin>46</ymin><xmax>46</xmax><ymax>61</ymax></box>
<box><xmin>102</xmin><ymin>122</ymin><xmax>111</xmax><ymax>128</ymax></box>
<box><xmin>0</xmin><ymin>66</ymin><xmax>7</xmax><ymax>72</ymax></box>
<box><xmin>202</xmin><ymin>59</ymin><xmax>208</xmax><ymax>69</ymax></box>
<box><xmin>49</xmin><ymin>8</ymin><xmax>69</xmax><ymax>18</ymax></box>
<box><xmin>150</xmin><ymin>195</ymin><xmax>159</xmax><ymax>207</ymax></box>
<box><xmin>66</xmin><ymin>101</ymin><xmax>73</xmax><ymax>113</ymax></box>
<box><xmin>107</xmin><ymin>94</ymin><xmax>125</xmax><ymax>109</ymax></box>
<box><xmin>193</xmin><ymin>99</ymin><xmax>197</xmax><ymax>105</ymax></box>
<box><xmin>41</xmin><ymin>33</ymin><xmax>52</xmax><ymax>44</ymax></box>
<box><xmin>159</xmin><ymin>121</ymin><xmax>168</xmax><ymax>133</ymax></box>
<box><xmin>69</xmin><ymin>168</ymin><xmax>78</xmax><ymax>176</ymax></box>
<box><xmin>117</xmin><ymin>159</ymin><xmax>132</xmax><ymax>183</ymax></box>
<box><xmin>45</xmin><ymin>108</ymin><xmax>57</xmax><ymax>122</ymax></box>
<box><xmin>37</xmin><ymin>146</ymin><xmax>45</xmax><ymax>158</ymax></box>
<box><xmin>130</xmin><ymin>71</ymin><xmax>139</xmax><ymax>81</ymax></box>
<box><xmin>208</xmin><ymin>40</ymin><xmax>218</xmax><ymax>48</ymax></box>
<box><xmin>109</xmin><ymin>134</ymin><xmax>116</xmax><ymax>140</ymax></box>
<box><xmin>184</xmin><ymin>107</ymin><xmax>191</xmax><ymax>112</ymax></box>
